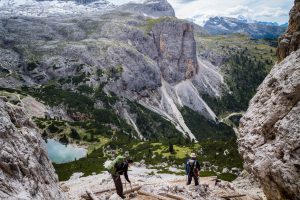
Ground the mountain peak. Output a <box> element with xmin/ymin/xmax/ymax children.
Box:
<box><xmin>118</xmin><ymin>0</ymin><xmax>175</xmax><ymax>17</ymax></box>
<box><xmin>204</xmin><ymin>16</ymin><xmax>286</xmax><ymax>39</ymax></box>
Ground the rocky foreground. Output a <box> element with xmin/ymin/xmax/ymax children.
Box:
<box><xmin>61</xmin><ymin>166</ymin><xmax>266</xmax><ymax>200</ymax></box>
<box><xmin>0</xmin><ymin>99</ymin><xmax>65</xmax><ymax>199</ymax></box>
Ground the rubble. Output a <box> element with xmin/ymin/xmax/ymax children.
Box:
<box><xmin>61</xmin><ymin>166</ymin><xmax>266</xmax><ymax>200</ymax></box>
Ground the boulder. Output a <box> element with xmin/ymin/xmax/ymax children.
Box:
<box><xmin>109</xmin><ymin>193</ymin><xmax>123</xmax><ymax>200</ymax></box>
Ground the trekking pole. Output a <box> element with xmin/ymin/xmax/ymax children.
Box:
<box><xmin>130</xmin><ymin>182</ymin><xmax>133</xmax><ymax>192</ymax></box>
<box><xmin>185</xmin><ymin>175</ymin><xmax>188</xmax><ymax>184</ymax></box>
<box><xmin>124</xmin><ymin>180</ymin><xmax>128</xmax><ymax>199</ymax></box>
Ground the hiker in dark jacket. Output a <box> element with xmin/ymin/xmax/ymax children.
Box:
<box><xmin>185</xmin><ymin>153</ymin><xmax>201</xmax><ymax>186</ymax></box>
<box><xmin>111</xmin><ymin>158</ymin><xmax>133</xmax><ymax>199</ymax></box>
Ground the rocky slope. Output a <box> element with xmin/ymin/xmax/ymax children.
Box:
<box><xmin>0</xmin><ymin>1</ymin><xmax>227</xmax><ymax>140</ymax></box>
<box><xmin>238</xmin><ymin>49</ymin><xmax>300</xmax><ymax>199</ymax></box>
<box><xmin>277</xmin><ymin>0</ymin><xmax>300</xmax><ymax>61</ymax></box>
<box><xmin>61</xmin><ymin>165</ymin><xmax>265</xmax><ymax>200</ymax></box>
<box><xmin>118</xmin><ymin>0</ymin><xmax>175</xmax><ymax>17</ymax></box>
<box><xmin>0</xmin><ymin>98</ymin><xmax>65</xmax><ymax>199</ymax></box>
<box><xmin>204</xmin><ymin>16</ymin><xmax>286</xmax><ymax>39</ymax></box>
<box><xmin>0</xmin><ymin>0</ymin><xmax>114</xmax><ymax>17</ymax></box>
<box><xmin>0</xmin><ymin>0</ymin><xmax>278</xmax><ymax>142</ymax></box>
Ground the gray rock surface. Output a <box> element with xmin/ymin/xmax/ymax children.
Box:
<box><xmin>277</xmin><ymin>0</ymin><xmax>300</xmax><ymax>61</ymax></box>
<box><xmin>0</xmin><ymin>99</ymin><xmax>65</xmax><ymax>199</ymax></box>
<box><xmin>0</xmin><ymin>0</ymin><xmax>230</xmax><ymax>140</ymax></box>
<box><xmin>152</xmin><ymin>19</ymin><xmax>198</xmax><ymax>84</ymax></box>
<box><xmin>238</xmin><ymin>49</ymin><xmax>300</xmax><ymax>200</ymax></box>
<box><xmin>0</xmin><ymin>9</ymin><xmax>224</xmax><ymax>139</ymax></box>
<box><xmin>118</xmin><ymin>0</ymin><xmax>175</xmax><ymax>17</ymax></box>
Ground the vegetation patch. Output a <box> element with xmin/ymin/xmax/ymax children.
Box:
<box><xmin>196</xmin><ymin>34</ymin><xmax>276</xmax><ymax>114</ymax></box>
<box><xmin>128</xmin><ymin>101</ymin><xmax>185</xmax><ymax>143</ymax></box>
<box><xmin>27</xmin><ymin>61</ymin><xmax>39</xmax><ymax>71</ymax></box>
<box><xmin>181</xmin><ymin>107</ymin><xmax>236</xmax><ymax>141</ymax></box>
<box><xmin>54</xmin><ymin>139</ymin><xmax>242</xmax><ymax>182</ymax></box>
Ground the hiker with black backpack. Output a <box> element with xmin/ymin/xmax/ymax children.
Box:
<box><xmin>106</xmin><ymin>154</ymin><xmax>133</xmax><ymax>199</ymax></box>
<box><xmin>185</xmin><ymin>153</ymin><xmax>201</xmax><ymax>186</ymax></box>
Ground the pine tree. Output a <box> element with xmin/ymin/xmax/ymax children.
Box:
<box><xmin>169</xmin><ymin>144</ymin><xmax>175</xmax><ymax>154</ymax></box>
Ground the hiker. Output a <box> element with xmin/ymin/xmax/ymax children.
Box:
<box><xmin>185</xmin><ymin>153</ymin><xmax>201</xmax><ymax>186</ymax></box>
<box><xmin>107</xmin><ymin>155</ymin><xmax>133</xmax><ymax>199</ymax></box>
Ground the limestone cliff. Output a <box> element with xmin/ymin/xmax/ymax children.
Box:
<box><xmin>238</xmin><ymin>49</ymin><xmax>300</xmax><ymax>199</ymax></box>
<box><xmin>0</xmin><ymin>99</ymin><xmax>65</xmax><ymax>199</ymax></box>
<box><xmin>277</xmin><ymin>0</ymin><xmax>300</xmax><ymax>61</ymax></box>
<box><xmin>152</xmin><ymin>20</ymin><xmax>198</xmax><ymax>84</ymax></box>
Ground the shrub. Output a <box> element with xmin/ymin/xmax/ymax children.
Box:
<box><xmin>48</xmin><ymin>124</ymin><xmax>59</xmax><ymax>133</ymax></box>
<box><xmin>70</xmin><ymin>128</ymin><xmax>81</xmax><ymax>140</ymax></box>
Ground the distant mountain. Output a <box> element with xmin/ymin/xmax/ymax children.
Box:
<box><xmin>118</xmin><ymin>0</ymin><xmax>175</xmax><ymax>17</ymax></box>
<box><xmin>280</xmin><ymin>22</ymin><xmax>289</xmax><ymax>28</ymax></box>
<box><xmin>0</xmin><ymin>0</ymin><xmax>115</xmax><ymax>17</ymax></box>
<box><xmin>204</xmin><ymin>16</ymin><xmax>286</xmax><ymax>39</ymax></box>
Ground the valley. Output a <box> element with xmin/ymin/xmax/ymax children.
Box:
<box><xmin>1</xmin><ymin>0</ymin><xmax>299</xmax><ymax>200</ymax></box>
<box><xmin>0</xmin><ymin>15</ymin><xmax>275</xmax><ymax>181</ymax></box>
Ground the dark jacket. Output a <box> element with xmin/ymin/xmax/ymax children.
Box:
<box><xmin>115</xmin><ymin>161</ymin><xmax>130</xmax><ymax>183</ymax></box>
<box><xmin>185</xmin><ymin>159</ymin><xmax>200</xmax><ymax>175</ymax></box>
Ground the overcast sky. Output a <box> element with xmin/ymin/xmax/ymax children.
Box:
<box><xmin>111</xmin><ymin>0</ymin><xmax>293</xmax><ymax>25</ymax></box>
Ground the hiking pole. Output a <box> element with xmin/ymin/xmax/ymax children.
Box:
<box><xmin>124</xmin><ymin>180</ymin><xmax>128</xmax><ymax>199</ymax></box>
<box><xmin>185</xmin><ymin>175</ymin><xmax>188</xmax><ymax>184</ymax></box>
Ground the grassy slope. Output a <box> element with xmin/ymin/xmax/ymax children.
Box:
<box><xmin>195</xmin><ymin>34</ymin><xmax>276</xmax><ymax>114</ymax></box>
<box><xmin>54</xmin><ymin>138</ymin><xmax>242</xmax><ymax>181</ymax></box>
<box><xmin>181</xmin><ymin>107</ymin><xmax>235</xmax><ymax>141</ymax></box>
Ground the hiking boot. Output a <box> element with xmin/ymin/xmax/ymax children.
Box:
<box><xmin>119</xmin><ymin>195</ymin><xmax>126</xmax><ymax>199</ymax></box>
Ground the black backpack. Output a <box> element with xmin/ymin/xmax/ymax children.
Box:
<box><xmin>187</xmin><ymin>159</ymin><xmax>198</xmax><ymax>175</ymax></box>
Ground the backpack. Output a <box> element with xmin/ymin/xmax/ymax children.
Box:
<box><xmin>106</xmin><ymin>156</ymin><xmax>125</xmax><ymax>176</ymax></box>
<box><xmin>186</xmin><ymin>159</ymin><xmax>199</xmax><ymax>175</ymax></box>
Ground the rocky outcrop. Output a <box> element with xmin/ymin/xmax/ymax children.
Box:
<box><xmin>238</xmin><ymin>49</ymin><xmax>300</xmax><ymax>200</ymax></box>
<box><xmin>118</xmin><ymin>0</ymin><xmax>175</xmax><ymax>17</ymax></box>
<box><xmin>152</xmin><ymin>19</ymin><xmax>198</xmax><ymax>84</ymax></box>
<box><xmin>277</xmin><ymin>0</ymin><xmax>300</xmax><ymax>61</ymax></box>
<box><xmin>0</xmin><ymin>99</ymin><xmax>65</xmax><ymax>199</ymax></box>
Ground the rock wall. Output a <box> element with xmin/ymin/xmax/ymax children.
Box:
<box><xmin>152</xmin><ymin>20</ymin><xmax>198</xmax><ymax>84</ymax></box>
<box><xmin>277</xmin><ymin>0</ymin><xmax>300</xmax><ymax>61</ymax></box>
<box><xmin>238</xmin><ymin>49</ymin><xmax>300</xmax><ymax>200</ymax></box>
<box><xmin>0</xmin><ymin>99</ymin><xmax>65</xmax><ymax>199</ymax></box>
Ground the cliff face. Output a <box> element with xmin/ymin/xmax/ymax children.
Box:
<box><xmin>0</xmin><ymin>99</ymin><xmax>65</xmax><ymax>199</ymax></box>
<box><xmin>277</xmin><ymin>0</ymin><xmax>300</xmax><ymax>61</ymax></box>
<box><xmin>238</xmin><ymin>49</ymin><xmax>300</xmax><ymax>200</ymax></box>
<box><xmin>152</xmin><ymin>20</ymin><xmax>198</xmax><ymax>84</ymax></box>
<box><xmin>239</xmin><ymin>2</ymin><xmax>300</xmax><ymax>199</ymax></box>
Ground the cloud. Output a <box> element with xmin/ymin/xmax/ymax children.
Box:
<box><xmin>167</xmin><ymin>0</ymin><xmax>293</xmax><ymax>25</ymax></box>
<box><xmin>112</xmin><ymin>0</ymin><xmax>294</xmax><ymax>25</ymax></box>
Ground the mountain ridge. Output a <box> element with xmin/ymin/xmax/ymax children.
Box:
<box><xmin>204</xmin><ymin>16</ymin><xmax>286</xmax><ymax>39</ymax></box>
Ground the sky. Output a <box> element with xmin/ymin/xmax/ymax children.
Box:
<box><xmin>111</xmin><ymin>0</ymin><xmax>293</xmax><ymax>25</ymax></box>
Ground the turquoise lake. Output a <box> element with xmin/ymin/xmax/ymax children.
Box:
<box><xmin>44</xmin><ymin>139</ymin><xmax>87</xmax><ymax>164</ymax></box>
